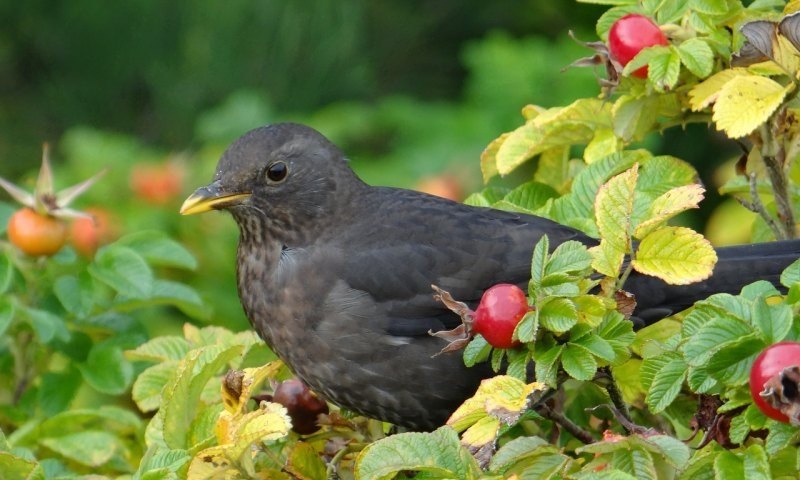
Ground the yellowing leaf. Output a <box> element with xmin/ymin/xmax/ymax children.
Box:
<box><xmin>590</xmin><ymin>164</ymin><xmax>638</xmax><ymax>277</ymax></box>
<box><xmin>496</xmin><ymin>99</ymin><xmax>613</xmax><ymax>175</ymax></box>
<box><xmin>688</xmin><ymin>68</ymin><xmax>749</xmax><ymax>111</ymax></box>
<box><xmin>584</xmin><ymin>128</ymin><xmax>622</xmax><ymax>164</ymax></box>
<box><xmin>634</xmin><ymin>184</ymin><xmax>705</xmax><ymax>239</ymax></box>
<box><xmin>632</xmin><ymin>227</ymin><xmax>718</xmax><ymax>285</ymax></box>
<box><xmin>448</xmin><ymin>375</ymin><xmax>545</xmax><ymax>433</ymax></box>
<box><xmin>521</xmin><ymin>104</ymin><xmax>546</xmax><ymax>120</ymax></box>
<box><xmin>460</xmin><ymin>416</ymin><xmax>501</xmax><ymax>448</ymax></box>
<box><xmin>712</xmin><ymin>75</ymin><xmax>793</xmax><ymax>138</ymax></box>
<box><xmin>480</xmin><ymin>133</ymin><xmax>507</xmax><ymax>183</ymax></box>
<box><xmin>187</xmin><ymin>445</ymin><xmax>235</xmax><ymax>479</ymax></box>
<box><xmin>227</xmin><ymin>403</ymin><xmax>292</xmax><ymax>460</ymax></box>
<box><xmin>221</xmin><ymin>361</ymin><xmax>283</xmax><ymax>416</ymax></box>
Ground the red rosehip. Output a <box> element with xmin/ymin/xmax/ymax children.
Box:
<box><xmin>472</xmin><ymin>284</ymin><xmax>529</xmax><ymax>348</ymax></box>
<box><xmin>749</xmin><ymin>341</ymin><xmax>800</xmax><ymax>423</ymax></box>
<box><xmin>608</xmin><ymin>14</ymin><xmax>668</xmax><ymax>78</ymax></box>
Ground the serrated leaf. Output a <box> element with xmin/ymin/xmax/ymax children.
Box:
<box><xmin>646</xmin><ymin>358</ymin><xmax>687</xmax><ymax>413</ymax></box>
<box><xmin>489</xmin><ymin>435</ymin><xmax>550</xmax><ymax>473</ymax></box>
<box><xmin>354</xmin><ymin>427</ymin><xmax>481</xmax><ymax>480</ymax></box>
<box><xmin>513</xmin><ymin>310</ymin><xmax>538</xmax><ymax>343</ymax></box>
<box><xmin>561</xmin><ymin>344</ymin><xmax>598</xmax><ymax>380</ymax></box>
<box><xmin>780</xmin><ymin>258</ymin><xmax>800</xmax><ymax>288</ymax></box>
<box><xmin>126</xmin><ymin>336</ymin><xmax>191</xmax><ymax>362</ymax></box>
<box><xmin>689</xmin><ymin>68</ymin><xmax>749</xmax><ymax>111</ymax></box>
<box><xmin>24</xmin><ymin>308</ymin><xmax>70</xmax><ymax>344</ymax></box>
<box><xmin>632</xmin><ymin>226</ymin><xmax>717</xmax><ymax>285</ymax></box>
<box><xmin>634</xmin><ymin>184</ymin><xmax>705</xmax><ymax>238</ymax></box>
<box><xmin>463</xmin><ymin>335</ymin><xmax>492</xmax><ymax>367</ymax></box>
<box><xmin>705</xmin><ymin>334</ymin><xmax>764</xmax><ymax>385</ymax></box>
<box><xmin>534</xmin><ymin>344</ymin><xmax>563</xmax><ymax>387</ymax></box>
<box><xmin>499</xmin><ymin>182</ymin><xmax>558</xmax><ymax>213</ymax></box>
<box><xmin>573</xmin><ymin>334</ymin><xmax>616</xmax><ymax>362</ymax></box>
<box><xmin>529</xmin><ymin>235</ymin><xmax>549</xmax><ymax>298</ymax></box>
<box><xmin>546</xmin><ymin>241</ymin><xmax>593</xmax><ymax>276</ymax></box>
<box><xmin>37</xmin><ymin>367</ymin><xmax>82</xmax><ymax>417</ymax></box>
<box><xmin>162</xmin><ymin>345</ymin><xmax>243</xmax><ymax>449</ymax></box>
<box><xmin>539</xmin><ymin>298</ymin><xmax>578</xmax><ymax>333</ymax></box>
<box><xmin>712</xmin><ymin>74</ymin><xmax>793</xmax><ymax>139</ymax></box>
<box><xmin>623</xmin><ymin>45</ymin><xmax>672</xmax><ymax>76</ymax></box>
<box><xmin>612</xmin><ymin>93</ymin><xmax>681</xmax><ymax>142</ymax></box>
<box><xmin>751</xmin><ymin>295</ymin><xmax>792</xmax><ymax>344</ymax></box>
<box><xmin>133</xmin><ymin>361</ymin><xmax>177</xmax><ymax>412</ymax></box>
<box><xmin>480</xmin><ymin>133</ymin><xmax>506</xmax><ymax>182</ymax></box>
<box><xmin>585</xmin><ymin>128</ymin><xmax>622</xmax><ymax>164</ymax></box>
<box><xmin>742</xmin><ymin>444</ymin><xmax>771</xmax><ymax>480</ymax></box>
<box><xmin>682</xmin><ymin>315</ymin><xmax>754</xmax><ymax>366</ymax></box>
<box><xmin>115</xmin><ymin>230</ymin><xmax>197</xmax><ymax>270</ymax></box>
<box><xmin>613</xmin><ymin>448</ymin><xmax>657</xmax><ymax>480</ymax></box>
<box><xmin>677</xmin><ymin>38</ymin><xmax>714</xmax><ymax>78</ymax></box>
<box><xmin>648</xmin><ymin>48</ymin><xmax>681</xmax><ymax>92</ymax></box>
<box><xmin>53</xmin><ymin>275</ymin><xmax>93</xmax><ymax>317</ymax></box>
<box><xmin>115</xmin><ymin>279</ymin><xmax>208</xmax><ymax>320</ymax></box>
<box><xmin>590</xmin><ymin>165</ymin><xmax>638</xmax><ymax>276</ymax></box>
<box><xmin>495</xmin><ymin>99</ymin><xmax>613</xmax><ymax>175</ymax></box>
<box><xmin>89</xmin><ymin>244</ymin><xmax>154</xmax><ymax>299</ymax></box>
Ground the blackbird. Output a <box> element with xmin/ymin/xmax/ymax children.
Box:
<box><xmin>181</xmin><ymin>123</ymin><xmax>800</xmax><ymax>430</ymax></box>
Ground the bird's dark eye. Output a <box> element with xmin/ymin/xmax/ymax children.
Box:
<box><xmin>266</xmin><ymin>162</ymin><xmax>288</xmax><ymax>183</ymax></box>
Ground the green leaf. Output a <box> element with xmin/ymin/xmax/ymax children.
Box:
<box><xmin>622</xmin><ymin>45</ymin><xmax>668</xmax><ymax>77</ymax></box>
<box><xmin>590</xmin><ymin>164</ymin><xmax>638</xmax><ymax>277</ymax></box>
<box><xmin>115</xmin><ymin>279</ymin><xmax>208</xmax><ymax>320</ymax></box>
<box><xmin>751</xmin><ymin>296</ymin><xmax>792</xmax><ymax>344</ymax></box>
<box><xmin>534</xmin><ymin>344</ymin><xmax>563</xmax><ymax>387</ymax></box>
<box><xmin>161</xmin><ymin>345</ymin><xmax>243</xmax><ymax>449</ymax></box>
<box><xmin>643</xmin><ymin>434</ymin><xmax>691</xmax><ymax>469</ymax></box>
<box><xmin>126</xmin><ymin>336</ymin><xmax>191</xmax><ymax>362</ymax></box>
<box><xmin>506</xmin><ymin>350</ymin><xmax>529</xmax><ymax>381</ymax></box>
<box><xmin>79</xmin><ymin>341</ymin><xmax>134</xmax><ymax>395</ymax></box>
<box><xmin>491</xmin><ymin>347</ymin><xmax>505</xmax><ymax>373</ymax></box>
<box><xmin>613</xmin><ymin>93</ymin><xmax>681</xmax><ymax>142</ymax></box>
<box><xmin>115</xmin><ymin>230</ymin><xmax>197</xmax><ymax>270</ymax></box>
<box><xmin>612</xmin><ymin>448</ymin><xmax>657</xmax><ymax>480</ymax></box>
<box><xmin>562</xmin><ymin>344</ymin><xmax>598</xmax><ymax>380</ymax></box>
<box><xmin>585</xmin><ymin>128</ymin><xmax>623</xmax><ymax>164</ymax></box>
<box><xmin>742</xmin><ymin>444</ymin><xmax>771</xmax><ymax>480</ymax></box>
<box><xmin>677</xmin><ymin>38</ymin><xmax>714</xmax><ymax>78</ymax></box>
<box><xmin>463</xmin><ymin>335</ymin><xmax>492</xmax><ymax>367</ymax></box>
<box><xmin>0</xmin><ymin>452</ymin><xmax>44</xmax><ymax>480</ymax></box>
<box><xmin>40</xmin><ymin>431</ymin><xmax>121</xmax><ymax>468</ymax></box>
<box><xmin>0</xmin><ymin>298</ymin><xmax>13</xmax><ymax>338</ymax></box>
<box><xmin>765</xmin><ymin>420</ymin><xmax>800</xmax><ymax>455</ymax></box>
<box><xmin>23</xmin><ymin>308</ymin><xmax>70</xmax><ymax>344</ymax></box>
<box><xmin>530</xmin><ymin>235</ymin><xmax>549</xmax><ymax>298</ymax></box>
<box><xmin>514</xmin><ymin>310</ymin><xmax>538</xmax><ymax>343</ymax></box>
<box><xmin>780</xmin><ymin>259</ymin><xmax>800</xmax><ymax>288</ymax></box>
<box><xmin>539</xmin><ymin>298</ymin><xmax>578</xmax><ymax>333</ymax></box>
<box><xmin>632</xmin><ymin>226</ymin><xmax>717</xmax><ymax>285</ymax></box>
<box><xmin>682</xmin><ymin>315</ymin><xmax>754</xmax><ymax>366</ymax></box>
<box><xmin>546</xmin><ymin>241</ymin><xmax>593</xmax><ymax>276</ymax></box>
<box><xmin>498</xmin><ymin>182</ymin><xmax>558</xmax><ymax>213</ymax></box>
<box><xmin>573</xmin><ymin>334</ymin><xmax>616</xmax><ymax>362</ymax></box>
<box><xmin>37</xmin><ymin>367</ymin><xmax>82</xmax><ymax>417</ymax></box>
<box><xmin>0</xmin><ymin>252</ymin><xmax>13</xmax><ymax>294</ymax></box>
<box><xmin>646</xmin><ymin>358</ymin><xmax>687</xmax><ymax>413</ymax></box>
<box><xmin>705</xmin><ymin>334</ymin><xmax>764</xmax><ymax>385</ymax></box>
<box><xmin>489</xmin><ymin>436</ymin><xmax>550</xmax><ymax>473</ymax></box>
<box><xmin>714</xmin><ymin>450</ymin><xmax>744</xmax><ymax>479</ymax></box>
<box><xmin>133</xmin><ymin>361</ymin><xmax>178</xmax><ymax>412</ymax></box>
<box><xmin>354</xmin><ymin>427</ymin><xmax>481</xmax><ymax>480</ymax></box>
<box><xmin>597</xmin><ymin>312</ymin><xmax>636</xmax><ymax>362</ymax></box>
<box><xmin>54</xmin><ymin>275</ymin><xmax>93</xmax><ymax>317</ymax></box>
<box><xmin>89</xmin><ymin>245</ymin><xmax>154</xmax><ymax>299</ymax></box>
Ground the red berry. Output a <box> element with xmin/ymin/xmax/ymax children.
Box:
<box><xmin>130</xmin><ymin>162</ymin><xmax>184</xmax><ymax>205</ymax></box>
<box><xmin>70</xmin><ymin>207</ymin><xmax>119</xmax><ymax>257</ymax></box>
<box><xmin>272</xmin><ymin>379</ymin><xmax>329</xmax><ymax>434</ymax></box>
<box><xmin>608</xmin><ymin>14</ymin><xmax>668</xmax><ymax>78</ymax></box>
<box><xmin>749</xmin><ymin>342</ymin><xmax>800</xmax><ymax>423</ymax></box>
<box><xmin>472</xmin><ymin>284</ymin><xmax>529</xmax><ymax>348</ymax></box>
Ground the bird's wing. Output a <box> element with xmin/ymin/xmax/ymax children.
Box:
<box><xmin>335</xmin><ymin>190</ymin><xmax>595</xmax><ymax>337</ymax></box>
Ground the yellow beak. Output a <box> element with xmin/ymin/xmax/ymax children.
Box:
<box><xmin>180</xmin><ymin>184</ymin><xmax>251</xmax><ymax>215</ymax></box>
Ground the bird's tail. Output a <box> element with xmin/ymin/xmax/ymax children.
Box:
<box><xmin>627</xmin><ymin>239</ymin><xmax>800</xmax><ymax>326</ymax></box>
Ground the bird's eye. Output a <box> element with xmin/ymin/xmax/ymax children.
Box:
<box><xmin>266</xmin><ymin>162</ymin><xmax>288</xmax><ymax>183</ymax></box>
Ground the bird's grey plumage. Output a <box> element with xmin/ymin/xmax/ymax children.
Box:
<box><xmin>194</xmin><ymin>122</ymin><xmax>800</xmax><ymax>430</ymax></box>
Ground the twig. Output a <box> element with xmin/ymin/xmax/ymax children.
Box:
<box><xmin>737</xmin><ymin>172</ymin><xmax>786</xmax><ymax>240</ymax></box>
<box><xmin>763</xmin><ymin>149</ymin><xmax>796</xmax><ymax>239</ymax></box>
<box><xmin>600</xmin><ymin>367</ymin><xmax>632</xmax><ymax>430</ymax></box>
<box><xmin>538</xmin><ymin>404</ymin><xmax>595</xmax><ymax>444</ymax></box>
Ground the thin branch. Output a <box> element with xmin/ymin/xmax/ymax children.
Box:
<box><xmin>763</xmin><ymin>149</ymin><xmax>796</xmax><ymax>239</ymax></box>
<box><xmin>538</xmin><ymin>404</ymin><xmax>595</xmax><ymax>444</ymax></box>
<box><xmin>736</xmin><ymin>172</ymin><xmax>786</xmax><ymax>240</ymax></box>
<box><xmin>601</xmin><ymin>367</ymin><xmax>633</xmax><ymax>431</ymax></box>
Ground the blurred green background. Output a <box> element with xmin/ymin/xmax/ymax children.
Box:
<box><xmin>0</xmin><ymin>0</ymin><xmax>738</xmax><ymax>332</ymax></box>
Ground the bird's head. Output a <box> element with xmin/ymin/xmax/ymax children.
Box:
<box><xmin>180</xmin><ymin>123</ymin><xmax>362</xmax><ymax>242</ymax></box>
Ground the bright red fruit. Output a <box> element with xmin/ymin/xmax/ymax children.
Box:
<box><xmin>7</xmin><ymin>208</ymin><xmax>68</xmax><ymax>256</ymax></box>
<box><xmin>749</xmin><ymin>342</ymin><xmax>800</xmax><ymax>423</ymax></box>
<box><xmin>272</xmin><ymin>379</ymin><xmax>330</xmax><ymax>434</ymax></box>
<box><xmin>472</xmin><ymin>284</ymin><xmax>530</xmax><ymax>348</ymax></box>
<box><xmin>608</xmin><ymin>14</ymin><xmax>668</xmax><ymax>78</ymax></box>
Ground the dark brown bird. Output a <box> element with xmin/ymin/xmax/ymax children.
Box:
<box><xmin>181</xmin><ymin>123</ymin><xmax>800</xmax><ymax>430</ymax></box>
